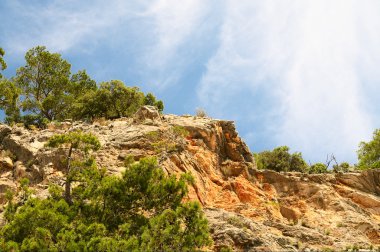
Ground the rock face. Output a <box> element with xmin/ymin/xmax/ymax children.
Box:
<box><xmin>1</xmin><ymin>107</ymin><xmax>380</xmax><ymax>251</ymax></box>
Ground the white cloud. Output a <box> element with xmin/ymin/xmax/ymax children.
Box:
<box><xmin>3</xmin><ymin>0</ymin><xmax>139</xmax><ymax>54</ymax></box>
<box><xmin>2</xmin><ymin>0</ymin><xmax>208</xmax><ymax>88</ymax></box>
<box><xmin>139</xmin><ymin>0</ymin><xmax>208</xmax><ymax>88</ymax></box>
<box><xmin>198</xmin><ymin>0</ymin><xmax>379</xmax><ymax>162</ymax></box>
<box><xmin>3</xmin><ymin>0</ymin><xmax>380</xmax><ymax>162</ymax></box>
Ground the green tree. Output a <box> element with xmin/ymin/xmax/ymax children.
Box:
<box><xmin>69</xmin><ymin>70</ymin><xmax>97</xmax><ymax>98</ymax></box>
<box><xmin>0</xmin><ymin>156</ymin><xmax>211</xmax><ymax>251</ymax></box>
<box><xmin>255</xmin><ymin>146</ymin><xmax>308</xmax><ymax>172</ymax></box>
<box><xmin>70</xmin><ymin>89</ymin><xmax>102</xmax><ymax>120</ymax></box>
<box><xmin>46</xmin><ymin>131</ymin><xmax>101</xmax><ymax>204</ymax></box>
<box><xmin>358</xmin><ymin>129</ymin><xmax>380</xmax><ymax>169</ymax></box>
<box><xmin>0</xmin><ymin>78</ymin><xmax>21</xmax><ymax>124</ymax></box>
<box><xmin>0</xmin><ymin>47</ymin><xmax>7</xmax><ymax>78</ymax></box>
<box><xmin>0</xmin><ymin>46</ymin><xmax>165</xmax><ymax>126</ymax></box>
<box><xmin>15</xmin><ymin>46</ymin><xmax>71</xmax><ymax>121</ymax></box>
<box><xmin>144</xmin><ymin>92</ymin><xmax>164</xmax><ymax>112</ymax></box>
<box><xmin>308</xmin><ymin>163</ymin><xmax>328</xmax><ymax>174</ymax></box>
<box><xmin>333</xmin><ymin>162</ymin><xmax>351</xmax><ymax>173</ymax></box>
<box><xmin>99</xmin><ymin>80</ymin><xmax>145</xmax><ymax>118</ymax></box>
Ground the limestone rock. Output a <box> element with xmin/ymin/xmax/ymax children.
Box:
<box><xmin>0</xmin><ymin>178</ymin><xmax>16</xmax><ymax>204</ymax></box>
<box><xmin>280</xmin><ymin>205</ymin><xmax>302</xmax><ymax>222</ymax></box>
<box><xmin>1</xmin><ymin>115</ymin><xmax>380</xmax><ymax>250</ymax></box>
<box><xmin>336</xmin><ymin>170</ymin><xmax>380</xmax><ymax>195</ymax></box>
<box><xmin>0</xmin><ymin>124</ymin><xmax>11</xmax><ymax>142</ymax></box>
<box><xmin>0</xmin><ymin>156</ymin><xmax>13</xmax><ymax>171</ymax></box>
<box><xmin>205</xmin><ymin>208</ymin><xmax>293</xmax><ymax>251</ymax></box>
<box><xmin>133</xmin><ymin>105</ymin><xmax>161</xmax><ymax>123</ymax></box>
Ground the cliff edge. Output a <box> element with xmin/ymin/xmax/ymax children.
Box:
<box><xmin>1</xmin><ymin>107</ymin><xmax>380</xmax><ymax>251</ymax></box>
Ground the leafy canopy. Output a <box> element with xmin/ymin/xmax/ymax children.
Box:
<box><xmin>358</xmin><ymin>129</ymin><xmax>380</xmax><ymax>169</ymax></box>
<box><xmin>308</xmin><ymin>163</ymin><xmax>328</xmax><ymax>174</ymax></box>
<box><xmin>0</xmin><ymin>47</ymin><xmax>6</xmax><ymax>77</ymax></box>
<box><xmin>255</xmin><ymin>146</ymin><xmax>308</xmax><ymax>172</ymax></box>
<box><xmin>0</xmin><ymin>46</ymin><xmax>164</xmax><ymax>126</ymax></box>
<box><xmin>15</xmin><ymin>46</ymin><xmax>71</xmax><ymax>121</ymax></box>
<box><xmin>46</xmin><ymin>131</ymin><xmax>101</xmax><ymax>204</ymax></box>
<box><xmin>0</xmin><ymin>156</ymin><xmax>211</xmax><ymax>251</ymax></box>
<box><xmin>0</xmin><ymin>79</ymin><xmax>21</xmax><ymax>124</ymax></box>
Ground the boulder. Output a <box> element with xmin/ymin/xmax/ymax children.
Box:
<box><xmin>0</xmin><ymin>156</ymin><xmax>13</xmax><ymax>171</ymax></box>
<box><xmin>133</xmin><ymin>106</ymin><xmax>161</xmax><ymax>123</ymax></box>
<box><xmin>14</xmin><ymin>161</ymin><xmax>27</xmax><ymax>180</ymax></box>
<box><xmin>205</xmin><ymin>208</ymin><xmax>288</xmax><ymax>251</ymax></box>
<box><xmin>14</xmin><ymin>161</ymin><xmax>43</xmax><ymax>183</ymax></box>
<box><xmin>0</xmin><ymin>178</ymin><xmax>17</xmax><ymax>204</ymax></box>
<box><xmin>280</xmin><ymin>205</ymin><xmax>302</xmax><ymax>222</ymax></box>
<box><xmin>0</xmin><ymin>124</ymin><xmax>11</xmax><ymax>142</ymax></box>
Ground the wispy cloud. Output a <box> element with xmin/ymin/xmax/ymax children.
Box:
<box><xmin>1</xmin><ymin>0</ymin><xmax>210</xmax><ymax>89</ymax></box>
<box><xmin>138</xmin><ymin>0</ymin><xmax>212</xmax><ymax>89</ymax></box>
<box><xmin>2</xmin><ymin>0</ymin><xmax>136</xmax><ymax>54</ymax></box>
<box><xmin>2</xmin><ymin>0</ymin><xmax>379</xmax><ymax>162</ymax></box>
<box><xmin>199</xmin><ymin>0</ymin><xmax>379</xmax><ymax>162</ymax></box>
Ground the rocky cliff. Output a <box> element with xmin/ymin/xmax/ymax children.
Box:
<box><xmin>1</xmin><ymin>107</ymin><xmax>380</xmax><ymax>251</ymax></box>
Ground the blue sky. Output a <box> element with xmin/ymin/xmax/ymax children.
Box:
<box><xmin>1</xmin><ymin>0</ymin><xmax>380</xmax><ymax>164</ymax></box>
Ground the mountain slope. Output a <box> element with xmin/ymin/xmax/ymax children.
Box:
<box><xmin>1</xmin><ymin>106</ymin><xmax>380</xmax><ymax>251</ymax></box>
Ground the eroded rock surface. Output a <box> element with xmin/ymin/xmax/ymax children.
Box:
<box><xmin>1</xmin><ymin>108</ymin><xmax>380</xmax><ymax>251</ymax></box>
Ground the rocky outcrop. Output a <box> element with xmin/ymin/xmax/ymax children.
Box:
<box><xmin>133</xmin><ymin>105</ymin><xmax>161</xmax><ymax>123</ymax></box>
<box><xmin>336</xmin><ymin>170</ymin><xmax>380</xmax><ymax>195</ymax></box>
<box><xmin>1</xmin><ymin>107</ymin><xmax>380</xmax><ymax>251</ymax></box>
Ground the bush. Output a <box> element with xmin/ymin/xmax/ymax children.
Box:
<box><xmin>1</xmin><ymin>46</ymin><xmax>165</xmax><ymax>126</ymax></box>
<box><xmin>358</xmin><ymin>129</ymin><xmax>380</xmax><ymax>169</ymax></box>
<box><xmin>196</xmin><ymin>108</ymin><xmax>207</xmax><ymax>118</ymax></box>
<box><xmin>333</xmin><ymin>162</ymin><xmax>351</xmax><ymax>173</ymax></box>
<box><xmin>255</xmin><ymin>146</ymin><xmax>308</xmax><ymax>172</ymax></box>
<box><xmin>0</xmin><ymin>157</ymin><xmax>212</xmax><ymax>251</ymax></box>
<box><xmin>308</xmin><ymin>163</ymin><xmax>328</xmax><ymax>174</ymax></box>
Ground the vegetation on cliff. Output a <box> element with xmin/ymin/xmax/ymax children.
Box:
<box><xmin>0</xmin><ymin>46</ymin><xmax>164</xmax><ymax>127</ymax></box>
<box><xmin>0</xmin><ymin>132</ymin><xmax>211</xmax><ymax>251</ymax></box>
<box><xmin>358</xmin><ymin>129</ymin><xmax>380</xmax><ymax>170</ymax></box>
<box><xmin>0</xmin><ymin>47</ymin><xmax>6</xmax><ymax>78</ymax></box>
<box><xmin>255</xmin><ymin>128</ymin><xmax>380</xmax><ymax>173</ymax></box>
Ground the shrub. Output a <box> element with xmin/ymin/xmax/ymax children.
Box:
<box><xmin>333</xmin><ymin>162</ymin><xmax>351</xmax><ymax>173</ymax></box>
<box><xmin>357</xmin><ymin>129</ymin><xmax>380</xmax><ymax>169</ymax></box>
<box><xmin>0</xmin><ymin>46</ymin><xmax>165</xmax><ymax>127</ymax></box>
<box><xmin>0</xmin><ymin>157</ymin><xmax>212</xmax><ymax>251</ymax></box>
<box><xmin>196</xmin><ymin>108</ymin><xmax>207</xmax><ymax>118</ymax></box>
<box><xmin>308</xmin><ymin>163</ymin><xmax>328</xmax><ymax>174</ymax></box>
<box><xmin>255</xmin><ymin>146</ymin><xmax>308</xmax><ymax>172</ymax></box>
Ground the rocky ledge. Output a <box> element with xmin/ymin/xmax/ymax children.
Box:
<box><xmin>1</xmin><ymin>106</ymin><xmax>380</xmax><ymax>251</ymax></box>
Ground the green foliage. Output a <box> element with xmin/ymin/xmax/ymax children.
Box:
<box><xmin>0</xmin><ymin>78</ymin><xmax>21</xmax><ymax>124</ymax></box>
<box><xmin>308</xmin><ymin>162</ymin><xmax>328</xmax><ymax>174</ymax></box>
<box><xmin>20</xmin><ymin>114</ymin><xmax>50</xmax><ymax>129</ymax></box>
<box><xmin>0</xmin><ymin>157</ymin><xmax>211</xmax><ymax>251</ymax></box>
<box><xmin>15</xmin><ymin>46</ymin><xmax>72</xmax><ymax>121</ymax></box>
<box><xmin>226</xmin><ymin>216</ymin><xmax>247</xmax><ymax>229</ymax></box>
<box><xmin>98</xmin><ymin>80</ymin><xmax>145</xmax><ymax>118</ymax></box>
<box><xmin>46</xmin><ymin>131</ymin><xmax>101</xmax><ymax>154</ymax></box>
<box><xmin>172</xmin><ymin>125</ymin><xmax>189</xmax><ymax>138</ymax></box>
<box><xmin>46</xmin><ymin>131</ymin><xmax>101</xmax><ymax>204</ymax></box>
<box><xmin>141</xmin><ymin>202</ymin><xmax>210</xmax><ymax>252</ymax></box>
<box><xmin>144</xmin><ymin>92</ymin><xmax>164</xmax><ymax>112</ymax></box>
<box><xmin>69</xmin><ymin>70</ymin><xmax>97</xmax><ymax>98</ymax></box>
<box><xmin>146</xmin><ymin>126</ymin><xmax>189</xmax><ymax>155</ymax></box>
<box><xmin>70</xmin><ymin>80</ymin><xmax>163</xmax><ymax>120</ymax></box>
<box><xmin>333</xmin><ymin>162</ymin><xmax>351</xmax><ymax>173</ymax></box>
<box><xmin>358</xmin><ymin>129</ymin><xmax>380</xmax><ymax>169</ymax></box>
<box><xmin>0</xmin><ymin>47</ymin><xmax>6</xmax><ymax>77</ymax></box>
<box><xmin>255</xmin><ymin>146</ymin><xmax>308</xmax><ymax>172</ymax></box>
<box><xmin>0</xmin><ymin>46</ymin><xmax>165</xmax><ymax>126</ymax></box>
